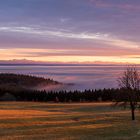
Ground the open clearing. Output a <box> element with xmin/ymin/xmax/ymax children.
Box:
<box><xmin>0</xmin><ymin>102</ymin><xmax>140</xmax><ymax>140</ymax></box>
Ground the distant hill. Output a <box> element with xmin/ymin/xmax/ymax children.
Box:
<box><xmin>0</xmin><ymin>73</ymin><xmax>60</xmax><ymax>89</ymax></box>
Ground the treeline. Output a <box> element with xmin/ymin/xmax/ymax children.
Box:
<box><xmin>0</xmin><ymin>73</ymin><xmax>140</xmax><ymax>103</ymax></box>
<box><xmin>0</xmin><ymin>73</ymin><xmax>59</xmax><ymax>88</ymax></box>
<box><xmin>0</xmin><ymin>86</ymin><xmax>137</xmax><ymax>102</ymax></box>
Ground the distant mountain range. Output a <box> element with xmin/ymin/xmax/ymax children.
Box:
<box><xmin>0</xmin><ymin>59</ymin><xmax>135</xmax><ymax>65</ymax></box>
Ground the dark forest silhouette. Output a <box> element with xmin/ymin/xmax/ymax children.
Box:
<box><xmin>0</xmin><ymin>72</ymin><xmax>139</xmax><ymax>104</ymax></box>
<box><xmin>0</xmin><ymin>73</ymin><xmax>59</xmax><ymax>88</ymax></box>
<box><xmin>0</xmin><ymin>86</ymin><xmax>122</xmax><ymax>102</ymax></box>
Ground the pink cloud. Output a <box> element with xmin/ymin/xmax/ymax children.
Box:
<box><xmin>89</xmin><ymin>0</ymin><xmax>113</xmax><ymax>8</ymax></box>
<box><xmin>89</xmin><ymin>0</ymin><xmax>140</xmax><ymax>11</ymax></box>
<box><xmin>119</xmin><ymin>4</ymin><xmax>140</xmax><ymax>11</ymax></box>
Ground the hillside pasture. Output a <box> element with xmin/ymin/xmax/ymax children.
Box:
<box><xmin>0</xmin><ymin>102</ymin><xmax>140</xmax><ymax>140</ymax></box>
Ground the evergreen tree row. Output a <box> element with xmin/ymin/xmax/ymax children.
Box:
<box><xmin>0</xmin><ymin>87</ymin><xmax>137</xmax><ymax>102</ymax></box>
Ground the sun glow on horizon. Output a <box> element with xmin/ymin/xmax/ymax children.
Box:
<box><xmin>0</xmin><ymin>48</ymin><xmax>139</xmax><ymax>64</ymax></box>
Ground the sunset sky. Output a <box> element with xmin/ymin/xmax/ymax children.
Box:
<box><xmin>0</xmin><ymin>0</ymin><xmax>140</xmax><ymax>64</ymax></box>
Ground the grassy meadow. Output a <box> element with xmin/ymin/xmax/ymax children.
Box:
<box><xmin>0</xmin><ymin>102</ymin><xmax>140</xmax><ymax>140</ymax></box>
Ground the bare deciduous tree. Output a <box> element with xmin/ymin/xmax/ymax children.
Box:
<box><xmin>116</xmin><ymin>66</ymin><xmax>140</xmax><ymax>120</ymax></box>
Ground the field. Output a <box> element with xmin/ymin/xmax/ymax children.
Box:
<box><xmin>0</xmin><ymin>102</ymin><xmax>140</xmax><ymax>140</ymax></box>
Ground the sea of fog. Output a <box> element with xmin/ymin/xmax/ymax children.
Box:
<box><xmin>0</xmin><ymin>64</ymin><xmax>140</xmax><ymax>91</ymax></box>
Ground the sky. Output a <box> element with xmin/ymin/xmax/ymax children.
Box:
<box><xmin>0</xmin><ymin>0</ymin><xmax>140</xmax><ymax>64</ymax></box>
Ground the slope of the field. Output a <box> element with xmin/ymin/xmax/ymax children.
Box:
<box><xmin>0</xmin><ymin>102</ymin><xmax>140</xmax><ymax>140</ymax></box>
